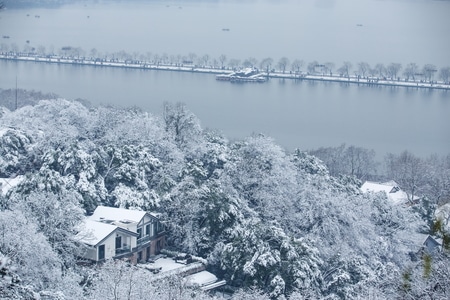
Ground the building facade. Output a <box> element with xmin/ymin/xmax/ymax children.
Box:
<box><xmin>76</xmin><ymin>206</ymin><xmax>165</xmax><ymax>263</ymax></box>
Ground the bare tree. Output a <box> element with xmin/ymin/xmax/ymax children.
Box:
<box><xmin>212</xmin><ymin>58</ymin><xmax>219</xmax><ymax>68</ymax></box>
<box><xmin>439</xmin><ymin>66</ymin><xmax>450</xmax><ymax>83</ymax></box>
<box><xmin>357</xmin><ymin>62</ymin><xmax>370</xmax><ymax>77</ymax></box>
<box><xmin>385</xmin><ymin>151</ymin><xmax>426</xmax><ymax>203</ymax></box>
<box><xmin>228</xmin><ymin>58</ymin><xmax>240</xmax><ymax>70</ymax></box>
<box><xmin>344</xmin><ymin>145</ymin><xmax>377</xmax><ymax>180</ymax></box>
<box><xmin>90</xmin><ymin>48</ymin><xmax>98</xmax><ymax>59</ymax></box>
<box><xmin>259</xmin><ymin>57</ymin><xmax>273</xmax><ymax>73</ymax></box>
<box><xmin>368</xmin><ymin>68</ymin><xmax>378</xmax><ymax>77</ymax></box>
<box><xmin>200</xmin><ymin>54</ymin><xmax>209</xmax><ymax>66</ymax></box>
<box><xmin>290</xmin><ymin>59</ymin><xmax>303</xmax><ymax>74</ymax></box>
<box><xmin>243</xmin><ymin>57</ymin><xmax>258</xmax><ymax>68</ymax></box>
<box><xmin>187</xmin><ymin>52</ymin><xmax>197</xmax><ymax>64</ymax></box>
<box><xmin>308</xmin><ymin>144</ymin><xmax>377</xmax><ymax>180</ymax></box>
<box><xmin>422</xmin><ymin>64</ymin><xmax>437</xmax><ymax>82</ymax></box>
<box><xmin>324</xmin><ymin>62</ymin><xmax>335</xmax><ymax>76</ymax></box>
<box><xmin>277</xmin><ymin>57</ymin><xmax>289</xmax><ymax>73</ymax></box>
<box><xmin>168</xmin><ymin>54</ymin><xmax>175</xmax><ymax>64</ymax></box>
<box><xmin>337</xmin><ymin>61</ymin><xmax>352</xmax><ymax>77</ymax></box>
<box><xmin>374</xmin><ymin>63</ymin><xmax>385</xmax><ymax>77</ymax></box>
<box><xmin>403</xmin><ymin>63</ymin><xmax>419</xmax><ymax>81</ymax></box>
<box><xmin>218</xmin><ymin>54</ymin><xmax>227</xmax><ymax>69</ymax></box>
<box><xmin>386</xmin><ymin>63</ymin><xmax>402</xmax><ymax>79</ymax></box>
<box><xmin>153</xmin><ymin>53</ymin><xmax>160</xmax><ymax>65</ymax></box>
<box><xmin>423</xmin><ymin>154</ymin><xmax>450</xmax><ymax>205</ymax></box>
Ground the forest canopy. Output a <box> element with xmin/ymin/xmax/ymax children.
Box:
<box><xmin>0</xmin><ymin>97</ymin><xmax>449</xmax><ymax>299</ymax></box>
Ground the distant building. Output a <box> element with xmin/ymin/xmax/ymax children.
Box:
<box><xmin>76</xmin><ymin>206</ymin><xmax>165</xmax><ymax>263</ymax></box>
<box><xmin>406</xmin><ymin>233</ymin><xmax>443</xmax><ymax>260</ymax></box>
<box><xmin>360</xmin><ymin>180</ymin><xmax>420</xmax><ymax>205</ymax></box>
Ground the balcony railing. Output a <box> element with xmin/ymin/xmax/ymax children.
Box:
<box><xmin>137</xmin><ymin>231</ymin><xmax>165</xmax><ymax>245</ymax></box>
<box><xmin>115</xmin><ymin>245</ymin><xmax>131</xmax><ymax>255</ymax></box>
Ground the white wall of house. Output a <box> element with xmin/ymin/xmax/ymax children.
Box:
<box><xmin>115</xmin><ymin>232</ymin><xmax>137</xmax><ymax>250</ymax></box>
<box><xmin>100</xmin><ymin>234</ymin><xmax>117</xmax><ymax>260</ymax></box>
<box><xmin>81</xmin><ymin>245</ymin><xmax>97</xmax><ymax>261</ymax></box>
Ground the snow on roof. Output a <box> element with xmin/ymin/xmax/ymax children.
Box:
<box><xmin>0</xmin><ymin>176</ymin><xmax>25</xmax><ymax>196</ymax></box>
<box><xmin>382</xmin><ymin>180</ymin><xmax>400</xmax><ymax>187</ymax></box>
<box><xmin>75</xmin><ymin>219</ymin><xmax>117</xmax><ymax>246</ymax></box>
<box><xmin>361</xmin><ymin>181</ymin><xmax>396</xmax><ymax>194</ymax></box>
<box><xmin>149</xmin><ymin>257</ymin><xmax>186</xmax><ymax>272</ymax></box>
<box><xmin>90</xmin><ymin>206</ymin><xmax>147</xmax><ymax>223</ymax></box>
<box><xmin>185</xmin><ymin>270</ymin><xmax>218</xmax><ymax>287</ymax></box>
<box><xmin>404</xmin><ymin>232</ymin><xmax>430</xmax><ymax>247</ymax></box>
<box><xmin>360</xmin><ymin>181</ymin><xmax>410</xmax><ymax>205</ymax></box>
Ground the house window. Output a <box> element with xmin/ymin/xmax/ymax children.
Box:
<box><xmin>146</xmin><ymin>224</ymin><xmax>150</xmax><ymax>236</ymax></box>
<box><xmin>98</xmin><ymin>245</ymin><xmax>105</xmax><ymax>260</ymax></box>
<box><xmin>137</xmin><ymin>228</ymin><xmax>142</xmax><ymax>239</ymax></box>
<box><xmin>152</xmin><ymin>223</ymin><xmax>157</xmax><ymax>236</ymax></box>
<box><xmin>115</xmin><ymin>236</ymin><xmax>122</xmax><ymax>249</ymax></box>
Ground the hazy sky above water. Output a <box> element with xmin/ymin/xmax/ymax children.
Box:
<box><xmin>1</xmin><ymin>0</ymin><xmax>449</xmax><ymax>67</ymax></box>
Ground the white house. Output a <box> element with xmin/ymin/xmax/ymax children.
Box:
<box><xmin>76</xmin><ymin>206</ymin><xmax>166</xmax><ymax>263</ymax></box>
<box><xmin>76</xmin><ymin>219</ymin><xmax>138</xmax><ymax>261</ymax></box>
<box><xmin>360</xmin><ymin>180</ymin><xmax>419</xmax><ymax>205</ymax></box>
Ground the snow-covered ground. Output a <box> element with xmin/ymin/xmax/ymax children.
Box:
<box><xmin>140</xmin><ymin>256</ymin><xmax>226</xmax><ymax>290</ymax></box>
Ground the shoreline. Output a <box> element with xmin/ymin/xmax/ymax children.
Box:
<box><xmin>1</xmin><ymin>54</ymin><xmax>449</xmax><ymax>91</ymax></box>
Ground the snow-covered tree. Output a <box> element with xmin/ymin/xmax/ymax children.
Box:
<box><xmin>8</xmin><ymin>191</ymin><xmax>85</xmax><ymax>270</ymax></box>
<box><xmin>90</xmin><ymin>260</ymin><xmax>214</xmax><ymax>300</ymax></box>
<box><xmin>0</xmin><ymin>127</ymin><xmax>33</xmax><ymax>177</ymax></box>
<box><xmin>163</xmin><ymin>102</ymin><xmax>203</xmax><ymax>152</ymax></box>
<box><xmin>0</xmin><ymin>210</ymin><xmax>63</xmax><ymax>291</ymax></box>
<box><xmin>219</xmin><ymin>219</ymin><xmax>322</xmax><ymax>297</ymax></box>
<box><xmin>225</xmin><ymin>134</ymin><xmax>297</xmax><ymax>222</ymax></box>
<box><xmin>102</xmin><ymin>144</ymin><xmax>161</xmax><ymax>209</ymax></box>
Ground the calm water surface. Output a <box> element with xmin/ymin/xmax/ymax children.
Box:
<box><xmin>0</xmin><ymin>0</ymin><xmax>449</xmax><ymax>157</ymax></box>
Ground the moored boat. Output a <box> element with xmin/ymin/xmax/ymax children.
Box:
<box><xmin>216</xmin><ymin>68</ymin><xmax>266</xmax><ymax>83</ymax></box>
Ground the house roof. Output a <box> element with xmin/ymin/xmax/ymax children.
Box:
<box><xmin>361</xmin><ymin>181</ymin><xmax>397</xmax><ymax>194</ymax></box>
<box><xmin>75</xmin><ymin>219</ymin><xmax>138</xmax><ymax>247</ymax></box>
<box><xmin>360</xmin><ymin>181</ymin><xmax>414</xmax><ymax>205</ymax></box>
<box><xmin>90</xmin><ymin>206</ymin><xmax>148</xmax><ymax>224</ymax></box>
<box><xmin>75</xmin><ymin>219</ymin><xmax>117</xmax><ymax>246</ymax></box>
<box><xmin>0</xmin><ymin>176</ymin><xmax>25</xmax><ymax>196</ymax></box>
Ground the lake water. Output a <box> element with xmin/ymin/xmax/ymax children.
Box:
<box><xmin>0</xmin><ymin>0</ymin><xmax>449</xmax><ymax>158</ymax></box>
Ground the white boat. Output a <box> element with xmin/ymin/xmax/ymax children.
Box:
<box><xmin>216</xmin><ymin>68</ymin><xmax>266</xmax><ymax>83</ymax></box>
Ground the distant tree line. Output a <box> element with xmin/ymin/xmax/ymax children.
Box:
<box><xmin>308</xmin><ymin>144</ymin><xmax>450</xmax><ymax>206</ymax></box>
<box><xmin>1</xmin><ymin>42</ymin><xmax>450</xmax><ymax>83</ymax></box>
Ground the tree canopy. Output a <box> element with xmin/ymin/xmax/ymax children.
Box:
<box><xmin>0</xmin><ymin>98</ymin><xmax>448</xmax><ymax>299</ymax></box>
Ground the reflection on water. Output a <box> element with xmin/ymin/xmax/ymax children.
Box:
<box><xmin>0</xmin><ymin>60</ymin><xmax>448</xmax><ymax>158</ymax></box>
